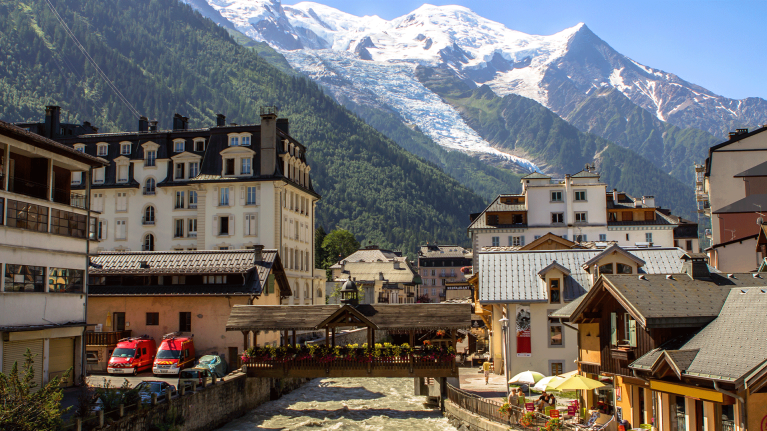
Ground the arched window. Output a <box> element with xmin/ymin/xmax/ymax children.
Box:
<box><xmin>143</xmin><ymin>206</ymin><xmax>155</xmax><ymax>225</ymax></box>
<box><xmin>617</xmin><ymin>263</ymin><xmax>633</xmax><ymax>274</ymax></box>
<box><xmin>144</xmin><ymin>178</ymin><xmax>156</xmax><ymax>195</ymax></box>
<box><xmin>598</xmin><ymin>263</ymin><xmax>613</xmax><ymax>275</ymax></box>
<box><xmin>304</xmin><ymin>282</ymin><xmax>309</xmax><ymax>299</ymax></box>
<box><xmin>143</xmin><ymin>233</ymin><xmax>154</xmax><ymax>251</ymax></box>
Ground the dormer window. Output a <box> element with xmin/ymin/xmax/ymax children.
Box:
<box><xmin>241</xmin><ymin>158</ymin><xmax>252</xmax><ymax>175</ymax></box>
<box><xmin>230</xmin><ymin>136</ymin><xmax>239</xmax><ymax>147</ymax></box>
<box><xmin>93</xmin><ymin>167</ymin><xmax>105</xmax><ymax>184</ymax></box>
<box><xmin>224</xmin><ymin>158</ymin><xmax>235</xmax><ymax>175</ymax></box>
<box><xmin>145</xmin><ymin>150</ymin><xmax>156</xmax><ymax>167</ymax></box>
<box><xmin>599</xmin><ymin>263</ymin><xmax>614</xmax><ymax>274</ymax></box>
<box><xmin>117</xmin><ymin>165</ymin><xmax>129</xmax><ymax>183</ymax></box>
<box><xmin>549</xmin><ymin>279</ymin><xmax>561</xmax><ymax>303</ymax></box>
<box><xmin>174</xmin><ymin>163</ymin><xmax>185</xmax><ymax>180</ymax></box>
<box><xmin>120</xmin><ymin>142</ymin><xmax>131</xmax><ymax>155</ymax></box>
<box><xmin>74</xmin><ymin>144</ymin><xmax>86</xmax><ymax>153</ymax></box>
<box><xmin>194</xmin><ymin>138</ymin><xmax>205</xmax><ymax>152</ymax></box>
<box><xmin>97</xmin><ymin>143</ymin><xmax>108</xmax><ymax>156</ymax></box>
<box><xmin>617</xmin><ymin>263</ymin><xmax>633</xmax><ymax>274</ymax></box>
<box><xmin>189</xmin><ymin>162</ymin><xmax>199</xmax><ymax>178</ymax></box>
<box><xmin>174</xmin><ymin>140</ymin><xmax>185</xmax><ymax>152</ymax></box>
<box><xmin>242</xmin><ymin>136</ymin><xmax>251</xmax><ymax>146</ymax></box>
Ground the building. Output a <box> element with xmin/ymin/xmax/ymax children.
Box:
<box><xmin>468</xmin><ymin>169</ymin><xmax>684</xmax><ymax>272</ymax></box>
<box><xmin>20</xmin><ymin>106</ymin><xmax>323</xmax><ymax>306</ymax></box>
<box><xmin>417</xmin><ymin>244</ymin><xmax>472</xmax><ymax>302</ymax></box>
<box><xmin>478</xmin><ymin>243</ymin><xmax>702</xmax><ymax>378</ymax></box>
<box><xmin>695</xmin><ymin>126</ymin><xmax>767</xmax><ymax>271</ymax></box>
<box><xmin>564</xmin><ymin>254</ymin><xmax>767</xmax><ymax>431</ymax></box>
<box><xmin>0</xmin><ymin>120</ymin><xmax>108</xmax><ymax>387</ymax></box>
<box><xmin>85</xmin><ymin>247</ymin><xmax>290</xmax><ymax>372</ymax></box>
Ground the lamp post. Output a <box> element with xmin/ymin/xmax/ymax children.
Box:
<box><xmin>499</xmin><ymin>316</ymin><xmax>510</xmax><ymax>397</ymax></box>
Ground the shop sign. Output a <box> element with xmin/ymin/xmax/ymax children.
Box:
<box><xmin>516</xmin><ymin>305</ymin><xmax>531</xmax><ymax>357</ymax></box>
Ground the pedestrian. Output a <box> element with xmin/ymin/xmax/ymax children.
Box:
<box><xmin>508</xmin><ymin>388</ymin><xmax>520</xmax><ymax>423</ymax></box>
<box><xmin>483</xmin><ymin>360</ymin><xmax>491</xmax><ymax>384</ymax></box>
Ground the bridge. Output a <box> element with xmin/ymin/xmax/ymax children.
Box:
<box><xmin>225</xmin><ymin>301</ymin><xmax>472</xmax><ymax>379</ymax></box>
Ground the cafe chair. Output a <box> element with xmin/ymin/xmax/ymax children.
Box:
<box><xmin>573</xmin><ymin>411</ymin><xmax>600</xmax><ymax>430</ymax></box>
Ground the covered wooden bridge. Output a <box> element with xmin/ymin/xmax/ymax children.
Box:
<box><xmin>225</xmin><ymin>301</ymin><xmax>472</xmax><ymax>378</ymax></box>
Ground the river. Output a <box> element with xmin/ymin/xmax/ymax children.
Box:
<box><xmin>216</xmin><ymin>377</ymin><xmax>456</xmax><ymax>430</ymax></box>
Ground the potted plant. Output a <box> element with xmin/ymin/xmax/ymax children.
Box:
<box><xmin>498</xmin><ymin>402</ymin><xmax>511</xmax><ymax>417</ymax></box>
<box><xmin>519</xmin><ymin>412</ymin><xmax>535</xmax><ymax>427</ymax></box>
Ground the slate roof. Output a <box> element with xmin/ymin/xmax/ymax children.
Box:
<box><xmin>734</xmin><ymin>160</ymin><xmax>767</xmax><ymax>177</ymax></box>
<box><xmin>467</xmin><ymin>195</ymin><xmax>528</xmax><ymax>230</ymax></box>
<box><xmin>632</xmin><ymin>287</ymin><xmax>767</xmax><ymax>383</ymax></box>
<box><xmin>419</xmin><ymin>245</ymin><xmax>471</xmax><ymax>258</ymax></box>
<box><xmin>337</xmin><ymin>248</ymin><xmax>403</xmax><ymax>263</ymax></box>
<box><xmin>712</xmin><ymin>194</ymin><xmax>767</xmax><ymax>214</ymax></box>
<box><xmin>549</xmin><ymin>296</ymin><xmax>586</xmax><ymax>319</ymax></box>
<box><xmin>0</xmin><ymin>120</ymin><xmax>108</xmax><ymax>167</ymax></box>
<box><xmin>335</xmin><ymin>261</ymin><xmax>419</xmax><ymax>284</ymax></box>
<box><xmin>629</xmin><ymin>333</ymin><xmax>698</xmax><ymax>370</ymax></box>
<box><xmin>571</xmin><ymin>170</ymin><xmax>600</xmax><ymax>178</ymax></box>
<box><xmin>478</xmin><ymin>247</ymin><xmax>690</xmax><ymax>303</ymax></box>
<box><xmin>225</xmin><ymin>303</ymin><xmax>473</xmax><ymax>331</ymax></box>
<box><xmin>583</xmin><ymin>244</ymin><xmax>646</xmax><ymax>267</ymax></box>
<box><xmin>521</xmin><ymin>172</ymin><xmax>551</xmax><ymax>179</ymax></box>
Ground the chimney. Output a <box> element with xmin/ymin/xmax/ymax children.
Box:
<box><xmin>634</xmin><ymin>199</ymin><xmax>642</xmax><ymax>208</ymax></box>
<box><xmin>680</xmin><ymin>253</ymin><xmax>711</xmax><ymax>280</ymax></box>
<box><xmin>149</xmin><ymin>120</ymin><xmax>158</xmax><ymax>132</ymax></box>
<box><xmin>138</xmin><ymin>116</ymin><xmax>149</xmax><ymax>132</ymax></box>
<box><xmin>260</xmin><ymin>107</ymin><xmax>278</xmax><ymax>176</ymax></box>
<box><xmin>252</xmin><ymin>244</ymin><xmax>264</xmax><ymax>263</ymax></box>
<box><xmin>172</xmin><ymin>113</ymin><xmax>188</xmax><ymax>131</ymax></box>
<box><xmin>216</xmin><ymin>114</ymin><xmax>226</xmax><ymax>127</ymax></box>
<box><xmin>44</xmin><ymin>105</ymin><xmax>61</xmax><ymax>139</ymax></box>
<box><xmin>642</xmin><ymin>196</ymin><xmax>655</xmax><ymax>208</ymax></box>
<box><xmin>612</xmin><ymin>189</ymin><xmax>618</xmax><ymax>203</ymax></box>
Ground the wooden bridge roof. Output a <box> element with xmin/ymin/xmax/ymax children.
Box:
<box><xmin>226</xmin><ymin>303</ymin><xmax>472</xmax><ymax>332</ymax></box>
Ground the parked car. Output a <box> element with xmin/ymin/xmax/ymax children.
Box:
<box><xmin>196</xmin><ymin>355</ymin><xmax>227</xmax><ymax>378</ymax></box>
<box><xmin>107</xmin><ymin>336</ymin><xmax>156</xmax><ymax>375</ymax></box>
<box><xmin>153</xmin><ymin>333</ymin><xmax>195</xmax><ymax>376</ymax></box>
<box><xmin>134</xmin><ymin>381</ymin><xmax>176</xmax><ymax>404</ymax></box>
<box><xmin>177</xmin><ymin>367</ymin><xmax>213</xmax><ymax>390</ymax></box>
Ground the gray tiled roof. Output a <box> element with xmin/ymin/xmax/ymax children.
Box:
<box><xmin>630</xmin><ymin>333</ymin><xmax>697</xmax><ymax>370</ymax></box>
<box><xmin>0</xmin><ymin>120</ymin><xmax>109</xmax><ymax>167</ymax></box>
<box><xmin>712</xmin><ymin>194</ymin><xmax>767</xmax><ymax>214</ymax></box>
<box><xmin>419</xmin><ymin>245</ymin><xmax>471</xmax><ymax>258</ymax></box>
<box><xmin>664</xmin><ymin>350</ymin><xmax>700</xmax><ymax>374</ymax></box>
<box><xmin>571</xmin><ymin>170</ymin><xmax>600</xmax><ymax>178</ymax></box>
<box><xmin>522</xmin><ymin>172</ymin><xmax>551</xmax><ymax>179</ymax></box>
<box><xmin>335</xmin><ymin>261</ymin><xmax>418</xmax><ymax>284</ymax></box>
<box><xmin>549</xmin><ymin>295</ymin><xmax>585</xmax><ymax>319</ymax></box>
<box><xmin>478</xmin><ymin>247</ymin><xmax>690</xmax><ymax>303</ymax></box>
<box><xmin>339</xmin><ymin>248</ymin><xmax>402</xmax><ymax>263</ymax></box>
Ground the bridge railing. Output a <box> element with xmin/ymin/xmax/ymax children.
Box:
<box><xmin>245</xmin><ymin>355</ymin><xmax>453</xmax><ymax>370</ymax></box>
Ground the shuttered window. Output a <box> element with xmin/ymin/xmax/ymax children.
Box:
<box><xmin>610</xmin><ymin>312</ymin><xmax>617</xmax><ymax>346</ymax></box>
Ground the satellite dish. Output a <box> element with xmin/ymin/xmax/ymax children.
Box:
<box><xmin>758</xmin><ymin>217</ymin><xmax>764</xmax><ymax>226</ymax></box>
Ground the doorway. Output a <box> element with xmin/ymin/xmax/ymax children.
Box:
<box><xmin>113</xmin><ymin>312</ymin><xmax>125</xmax><ymax>331</ymax></box>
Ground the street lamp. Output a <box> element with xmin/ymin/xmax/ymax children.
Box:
<box><xmin>499</xmin><ymin>316</ymin><xmax>510</xmax><ymax>397</ymax></box>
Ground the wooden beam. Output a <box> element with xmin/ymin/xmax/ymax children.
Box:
<box><xmin>253</xmin><ymin>331</ymin><xmax>258</xmax><ymax>347</ymax></box>
<box><xmin>367</xmin><ymin>326</ymin><xmax>372</xmax><ymax>346</ymax></box>
<box><xmin>582</xmin><ymin>312</ymin><xmax>601</xmax><ymax>319</ymax></box>
<box><xmin>292</xmin><ymin>329</ymin><xmax>296</xmax><ymax>346</ymax></box>
<box><xmin>331</xmin><ymin>327</ymin><xmax>336</xmax><ymax>348</ymax></box>
<box><xmin>242</xmin><ymin>331</ymin><xmax>249</xmax><ymax>352</ymax></box>
<box><xmin>325</xmin><ymin>327</ymin><xmax>329</xmax><ymax>346</ymax></box>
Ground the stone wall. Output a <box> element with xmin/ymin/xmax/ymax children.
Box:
<box><xmin>91</xmin><ymin>373</ymin><xmax>307</xmax><ymax>431</ymax></box>
<box><xmin>444</xmin><ymin>399</ymin><xmax>517</xmax><ymax>431</ymax></box>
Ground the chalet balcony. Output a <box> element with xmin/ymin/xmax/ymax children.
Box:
<box><xmin>6</xmin><ymin>177</ymin><xmax>87</xmax><ymax>209</ymax></box>
<box><xmin>85</xmin><ymin>330</ymin><xmax>132</xmax><ymax>347</ymax></box>
<box><xmin>610</xmin><ymin>346</ymin><xmax>636</xmax><ymax>362</ymax></box>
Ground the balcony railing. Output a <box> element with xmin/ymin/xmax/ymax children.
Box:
<box><xmin>142</xmin><ymin>217</ymin><xmax>155</xmax><ymax>225</ymax></box>
<box><xmin>143</xmin><ymin>187</ymin><xmax>156</xmax><ymax>196</ymax></box>
<box><xmin>85</xmin><ymin>330</ymin><xmax>132</xmax><ymax>346</ymax></box>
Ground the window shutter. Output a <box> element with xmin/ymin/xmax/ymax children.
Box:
<box><xmin>256</xmin><ymin>187</ymin><xmax>261</xmax><ymax>205</ymax></box>
<box><xmin>628</xmin><ymin>318</ymin><xmax>637</xmax><ymax>347</ymax></box>
<box><xmin>583</xmin><ymin>235</ymin><xmax>587</xmax><ymax>242</ymax></box>
<box><xmin>229</xmin><ymin>215</ymin><xmax>234</xmax><ymax>235</ymax></box>
<box><xmin>521</xmin><ymin>236</ymin><xmax>525</xmax><ymax>246</ymax></box>
<box><xmin>610</xmin><ymin>312</ymin><xmax>617</xmax><ymax>346</ymax></box>
<box><xmin>102</xmin><ymin>220</ymin><xmax>108</xmax><ymax>240</ymax></box>
<box><xmin>240</xmin><ymin>186</ymin><xmax>245</xmax><ymax>206</ymax></box>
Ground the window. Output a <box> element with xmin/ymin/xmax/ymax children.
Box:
<box><xmin>229</xmin><ymin>136</ymin><xmax>239</xmax><ymax>147</ymax></box>
<box><xmin>599</xmin><ymin>263</ymin><xmax>614</xmax><ymax>274</ymax></box>
<box><xmin>219</xmin><ymin>188</ymin><xmax>229</xmax><ymax>206</ymax></box>
<box><xmin>241</xmin><ymin>158</ymin><xmax>252</xmax><ymax>175</ymax></box>
<box><xmin>146</xmin><ymin>313</ymin><xmax>159</xmax><ymax>326</ymax></box>
<box><xmin>175</xmin><ymin>191</ymin><xmax>185</xmax><ymax>209</ymax></box>
<box><xmin>219</xmin><ymin>216</ymin><xmax>229</xmax><ymax>235</ymax></box>
<box><xmin>179</xmin><ymin>312</ymin><xmax>191</xmax><ymax>332</ymax></box>
<box><xmin>575</xmin><ymin>212</ymin><xmax>587</xmax><ymax>223</ymax></box>
<box><xmin>97</xmin><ymin>144</ymin><xmax>108</xmax><ymax>156</ymax></box>
<box><xmin>194</xmin><ymin>139</ymin><xmax>205</xmax><ymax>152</ymax></box>
<box><xmin>189</xmin><ymin>162</ymin><xmax>199</xmax><ymax>178</ymax></box>
<box><xmin>550</xmin><ymin>324</ymin><xmax>563</xmax><ymax>346</ymax></box>
<box><xmin>617</xmin><ymin>263</ymin><xmax>633</xmax><ymax>274</ymax></box>
<box><xmin>6</xmin><ymin>200</ymin><xmax>48</xmax><ymax>232</ymax></box>
<box><xmin>551</xmin><ymin>212</ymin><xmax>564</xmax><ymax>224</ymax></box>
<box><xmin>97</xmin><ymin>220</ymin><xmax>106</xmax><ymax>240</ymax></box>
<box><xmin>203</xmin><ymin>275</ymin><xmax>227</xmax><ymax>284</ymax></box>
<box><xmin>623</xmin><ymin>211</ymin><xmax>633</xmax><ymax>221</ymax></box>
<box><xmin>245</xmin><ymin>214</ymin><xmax>257</xmax><ymax>236</ymax></box>
<box><xmin>246</xmin><ymin>187</ymin><xmax>257</xmax><ymax>205</ymax></box>
<box><xmin>175</xmin><ymin>163</ymin><xmax>185</xmax><ymax>180</ymax></box>
<box><xmin>174</xmin><ymin>141</ymin><xmax>185</xmax><ymax>152</ymax></box>
<box><xmin>626</xmin><ymin>233</ymin><xmax>630</xmax><ymax>241</ymax></box>
<box><xmin>599</xmin><ymin>234</ymin><xmax>607</xmax><ymax>242</ymax></box>
<box><xmin>608</xmin><ymin>212</ymin><xmax>618</xmax><ymax>221</ymax></box>
<box><xmin>574</xmin><ymin>191</ymin><xmax>586</xmax><ymax>201</ymax></box>
<box><xmin>551</xmin><ymin>191</ymin><xmax>563</xmax><ymax>202</ymax></box>
<box><xmin>431</xmin><ymin>279</ymin><xmax>436</xmax><ymax>286</ymax></box>
<box><xmin>431</xmin><ymin>269</ymin><xmax>435</xmax><ymax>276</ymax></box>
<box><xmin>491</xmin><ymin>236</ymin><xmax>499</xmax><ymax>247</ymax></box>
<box><xmin>644</xmin><ymin>211</ymin><xmax>654</xmax><ymax>221</ymax></box>
<box><xmin>188</xmin><ymin>219</ymin><xmax>197</xmax><ymax>237</ymax></box>
<box><xmin>75</xmin><ymin>144</ymin><xmax>85</xmax><ymax>153</ymax></box>
<box><xmin>93</xmin><ymin>167</ymin><xmax>105</xmax><ymax>184</ymax></box>
<box><xmin>550</xmin><ymin>362</ymin><xmax>563</xmax><ymax>375</ymax></box>
<box><xmin>116</xmin><ymin>220</ymin><xmax>126</xmax><ymax>239</ymax></box>
<box><xmin>174</xmin><ymin>219</ymin><xmax>184</xmax><ymax>238</ymax></box>
<box><xmin>686</xmin><ymin>240</ymin><xmax>693</xmax><ymax>251</ymax></box>
<box><xmin>51</xmin><ymin>209</ymin><xmax>87</xmax><ymax>238</ymax></box>
<box><xmin>71</xmin><ymin>172</ymin><xmax>82</xmax><ymax>185</ymax></box>
<box><xmin>509</xmin><ymin>236</ymin><xmax>525</xmax><ymax>247</ymax></box>
<box><xmin>624</xmin><ymin>313</ymin><xmax>637</xmax><ymax>347</ymax></box>
<box><xmin>5</xmin><ymin>265</ymin><xmax>45</xmax><ymax>292</ymax></box>
<box><xmin>47</xmin><ymin>268</ymin><xmax>84</xmax><ymax>293</ymax></box>
<box><xmin>144</xmin><ymin>178</ymin><xmax>155</xmax><ymax>195</ymax></box>
<box><xmin>549</xmin><ymin>279</ymin><xmax>560</xmax><ymax>303</ymax></box>
<box><xmin>534</xmin><ymin>235</ymin><xmax>541</xmax><ymax>240</ymax></box>
<box><xmin>172</xmin><ymin>276</ymin><xmax>185</xmax><ymax>284</ymax></box>
<box><xmin>189</xmin><ymin>191</ymin><xmax>198</xmax><ymax>209</ymax></box>
<box><xmin>224</xmin><ymin>159</ymin><xmax>235</xmax><ymax>175</ymax></box>
<box><xmin>143</xmin><ymin>206</ymin><xmax>155</xmax><ymax>225</ymax></box>
<box><xmin>117</xmin><ymin>165</ymin><xmax>128</xmax><ymax>183</ymax></box>
<box><xmin>574</xmin><ymin>234</ymin><xmax>586</xmax><ymax>243</ymax></box>
<box><xmin>645</xmin><ymin>232</ymin><xmax>653</xmax><ymax>243</ymax></box>
<box><xmin>121</xmin><ymin>143</ymin><xmax>131</xmax><ymax>155</ymax></box>
<box><xmin>241</xmin><ymin>136</ymin><xmax>251</xmax><ymax>146</ymax></box>
<box><xmin>143</xmin><ymin>233</ymin><xmax>155</xmax><ymax>251</ymax></box>
<box><xmin>145</xmin><ymin>150</ymin><xmax>156</xmax><ymax>167</ymax></box>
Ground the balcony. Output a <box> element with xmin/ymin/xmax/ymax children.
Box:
<box><xmin>142</xmin><ymin>217</ymin><xmax>155</xmax><ymax>225</ymax></box>
<box><xmin>85</xmin><ymin>330</ymin><xmax>132</xmax><ymax>347</ymax></box>
<box><xmin>142</xmin><ymin>187</ymin><xmax>156</xmax><ymax>196</ymax></box>
<box><xmin>610</xmin><ymin>346</ymin><xmax>636</xmax><ymax>361</ymax></box>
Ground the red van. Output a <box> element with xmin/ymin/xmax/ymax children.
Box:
<box><xmin>107</xmin><ymin>336</ymin><xmax>156</xmax><ymax>375</ymax></box>
<box><xmin>152</xmin><ymin>333</ymin><xmax>195</xmax><ymax>376</ymax></box>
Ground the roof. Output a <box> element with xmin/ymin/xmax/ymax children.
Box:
<box><xmin>225</xmin><ymin>303</ymin><xmax>473</xmax><ymax>331</ymax></box>
<box><xmin>337</xmin><ymin>248</ymin><xmax>403</xmax><ymax>264</ymax></box>
<box><xmin>583</xmin><ymin>244</ymin><xmax>645</xmax><ymax>268</ymax></box>
<box><xmin>571</xmin><ymin>170</ymin><xmax>600</xmax><ymax>178</ymax></box>
<box><xmin>549</xmin><ymin>295</ymin><xmax>586</xmax><ymax>320</ymax></box>
<box><xmin>0</xmin><ymin>120</ymin><xmax>108</xmax><ymax>167</ymax></box>
<box><xmin>629</xmin><ymin>333</ymin><xmax>698</xmax><ymax>371</ymax></box>
<box><xmin>521</xmin><ymin>172</ymin><xmax>551</xmax><ymax>179</ymax></box>
<box><xmin>335</xmin><ymin>261</ymin><xmax>418</xmax><ymax>284</ymax></box>
<box><xmin>539</xmin><ymin>260</ymin><xmax>571</xmax><ymax>277</ymax></box>
<box><xmin>705</xmin><ymin>233</ymin><xmax>758</xmax><ymax>251</ymax></box>
<box><xmin>607</xmin><ymin>210</ymin><xmax>677</xmax><ymax>226</ymax></box>
<box><xmin>712</xmin><ymin>193</ymin><xmax>767</xmax><ymax>214</ymax></box>
<box><xmin>467</xmin><ymin>195</ymin><xmax>528</xmax><ymax>230</ymax></box>
<box><xmin>419</xmin><ymin>244</ymin><xmax>471</xmax><ymax>259</ymax></box>
<box><xmin>705</xmin><ymin>126</ymin><xmax>767</xmax><ymax>176</ymax></box>
<box><xmin>478</xmin><ymin>247</ymin><xmax>691</xmax><ymax>304</ymax></box>
<box><xmin>632</xmin><ymin>287</ymin><xmax>767</xmax><ymax>383</ymax></box>
<box><xmin>734</xmin><ymin>160</ymin><xmax>767</xmax><ymax>177</ymax></box>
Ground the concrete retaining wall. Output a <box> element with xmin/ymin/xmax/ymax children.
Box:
<box><xmin>445</xmin><ymin>399</ymin><xmax>517</xmax><ymax>431</ymax></box>
<box><xmin>92</xmin><ymin>373</ymin><xmax>307</xmax><ymax>431</ymax></box>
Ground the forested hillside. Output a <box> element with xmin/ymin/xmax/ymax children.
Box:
<box><xmin>0</xmin><ymin>0</ymin><xmax>489</xmax><ymax>253</ymax></box>
<box><xmin>416</xmin><ymin>66</ymin><xmax>696</xmax><ymax>218</ymax></box>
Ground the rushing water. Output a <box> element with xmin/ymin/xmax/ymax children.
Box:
<box><xmin>216</xmin><ymin>377</ymin><xmax>456</xmax><ymax>431</ymax></box>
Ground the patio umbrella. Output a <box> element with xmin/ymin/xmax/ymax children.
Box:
<box><xmin>508</xmin><ymin>370</ymin><xmax>545</xmax><ymax>385</ymax></box>
<box><xmin>532</xmin><ymin>376</ymin><xmax>566</xmax><ymax>392</ymax></box>
<box><xmin>557</xmin><ymin>370</ymin><xmax>578</xmax><ymax>379</ymax></box>
<box><xmin>551</xmin><ymin>374</ymin><xmax>605</xmax><ymax>391</ymax></box>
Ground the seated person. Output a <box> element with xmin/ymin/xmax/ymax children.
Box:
<box><xmin>545</xmin><ymin>393</ymin><xmax>556</xmax><ymax>407</ymax></box>
<box><xmin>536</xmin><ymin>391</ymin><xmax>550</xmax><ymax>411</ymax></box>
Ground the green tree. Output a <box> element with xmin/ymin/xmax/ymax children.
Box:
<box><xmin>321</xmin><ymin>229</ymin><xmax>360</xmax><ymax>266</ymax></box>
<box><xmin>314</xmin><ymin>226</ymin><xmax>327</xmax><ymax>268</ymax></box>
<box><xmin>0</xmin><ymin>350</ymin><xmax>69</xmax><ymax>431</ymax></box>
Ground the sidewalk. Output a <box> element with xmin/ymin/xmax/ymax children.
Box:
<box><xmin>457</xmin><ymin>366</ymin><xmax>508</xmax><ymax>402</ymax></box>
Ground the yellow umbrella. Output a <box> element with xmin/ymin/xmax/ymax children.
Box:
<box><xmin>551</xmin><ymin>374</ymin><xmax>605</xmax><ymax>391</ymax></box>
<box><xmin>532</xmin><ymin>376</ymin><xmax>566</xmax><ymax>392</ymax></box>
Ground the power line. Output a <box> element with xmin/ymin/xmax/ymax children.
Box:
<box><xmin>43</xmin><ymin>0</ymin><xmax>142</xmax><ymax>119</ymax></box>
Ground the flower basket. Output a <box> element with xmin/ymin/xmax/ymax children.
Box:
<box><xmin>519</xmin><ymin>412</ymin><xmax>535</xmax><ymax>427</ymax></box>
<box><xmin>498</xmin><ymin>402</ymin><xmax>511</xmax><ymax>417</ymax></box>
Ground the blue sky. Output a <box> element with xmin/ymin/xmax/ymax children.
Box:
<box><xmin>293</xmin><ymin>0</ymin><xmax>767</xmax><ymax>100</ymax></box>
